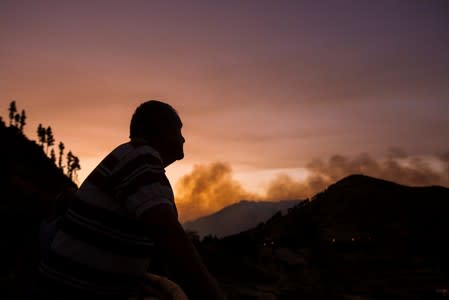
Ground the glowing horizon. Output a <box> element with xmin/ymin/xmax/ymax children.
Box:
<box><xmin>1</xmin><ymin>1</ymin><xmax>448</xmax><ymax>220</ymax></box>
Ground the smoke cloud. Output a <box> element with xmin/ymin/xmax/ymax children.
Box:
<box><xmin>306</xmin><ymin>151</ymin><xmax>448</xmax><ymax>188</ymax></box>
<box><xmin>264</xmin><ymin>173</ymin><xmax>326</xmax><ymax>201</ymax></box>
<box><xmin>175</xmin><ymin>162</ymin><xmax>258</xmax><ymax>222</ymax></box>
<box><xmin>175</xmin><ymin>150</ymin><xmax>449</xmax><ymax>222</ymax></box>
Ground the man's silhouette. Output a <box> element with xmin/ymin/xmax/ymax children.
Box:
<box><xmin>38</xmin><ymin>100</ymin><xmax>225</xmax><ymax>299</ymax></box>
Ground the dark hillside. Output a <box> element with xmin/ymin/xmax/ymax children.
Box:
<box><xmin>268</xmin><ymin>174</ymin><xmax>449</xmax><ymax>251</ymax></box>
<box><xmin>199</xmin><ymin>175</ymin><xmax>449</xmax><ymax>299</ymax></box>
<box><xmin>0</xmin><ymin>122</ymin><xmax>76</xmax><ymax>299</ymax></box>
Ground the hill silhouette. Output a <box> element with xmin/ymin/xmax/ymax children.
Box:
<box><xmin>262</xmin><ymin>174</ymin><xmax>449</xmax><ymax>249</ymax></box>
<box><xmin>0</xmin><ymin>122</ymin><xmax>76</xmax><ymax>299</ymax></box>
<box><xmin>183</xmin><ymin>199</ymin><xmax>303</xmax><ymax>238</ymax></box>
<box><xmin>197</xmin><ymin>175</ymin><xmax>449</xmax><ymax>299</ymax></box>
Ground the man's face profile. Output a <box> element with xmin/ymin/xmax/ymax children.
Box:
<box><xmin>159</xmin><ymin>112</ymin><xmax>185</xmax><ymax>166</ymax></box>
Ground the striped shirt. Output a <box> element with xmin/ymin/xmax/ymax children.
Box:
<box><xmin>40</xmin><ymin>140</ymin><xmax>177</xmax><ymax>297</ymax></box>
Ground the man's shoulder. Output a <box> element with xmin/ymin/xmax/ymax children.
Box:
<box><xmin>111</xmin><ymin>141</ymin><xmax>164</xmax><ymax>171</ymax></box>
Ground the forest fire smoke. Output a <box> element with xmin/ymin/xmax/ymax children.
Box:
<box><xmin>175</xmin><ymin>162</ymin><xmax>258</xmax><ymax>222</ymax></box>
<box><xmin>306</xmin><ymin>150</ymin><xmax>449</xmax><ymax>188</ymax></box>
<box><xmin>175</xmin><ymin>150</ymin><xmax>449</xmax><ymax>222</ymax></box>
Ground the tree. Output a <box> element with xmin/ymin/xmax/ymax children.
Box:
<box><xmin>71</xmin><ymin>155</ymin><xmax>81</xmax><ymax>182</ymax></box>
<box><xmin>19</xmin><ymin>110</ymin><xmax>26</xmax><ymax>132</ymax></box>
<box><xmin>66</xmin><ymin>151</ymin><xmax>81</xmax><ymax>181</ymax></box>
<box><xmin>8</xmin><ymin>100</ymin><xmax>17</xmax><ymax>126</ymax></box>
<box><xmin>50</xmin><ymin>148</ymin><xmax>56</xmax><ymax>163</ymax></box>
<box><xmin>66</xmin><ymin>151</ymin><xmax>74</xmax><ymax>179</ymax></box>
<box><xmin>46</xmin><ymin>126</ymin><xmax>55</xmax><ymax>154</ymax></box>
<box><xmin>37</xmin><ymin>124</ymin><xmax>46</xmax><ymax>147</ymax></box>
<box><xmin>14</xmin><ymin>113</ymin><xmax>20</xmax><ymax>127</ymax></box>
<box><xmin>58</xmin><ymin>142</ymin><xmax>65</xmax><ymax>170</ymax></box>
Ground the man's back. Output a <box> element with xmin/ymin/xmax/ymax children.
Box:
<box><xmin>37</xmin><ymin>100</ymin><xmax>225</xmax><ymax>300</ymax></box>
<box><xmin>39</xmin><ymin>140</ymin><xmax>176</xmax><ymax>298</ymax></box>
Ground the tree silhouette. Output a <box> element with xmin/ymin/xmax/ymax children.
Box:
<box><xmin>37</xmin><ymin>124</ymin><xmax>46</xmax><ymax>147</ymax></box>
<box><xmin>66</xmin><ymin>151</ymin><xmax>81</xmax><ymax>181</ymax></box>
<box><xmin>58</xmin><ymin>142</ymin><xmax>65</xmax><ymax>170</ymax></box>
<box><xmin>71</xmin><ymin>155</ymin><xmax>81</xmax><ymax>182</ymax></box>
<box><xmin>46</xmin><ymin>126</ymin><xmax>55</xmax><ymax>154</ymax></box>
<box><xmin>8</xmin><ymin>100</ymin><xmax>17</xmax><ymax>126</ymax></box>
<box><xmin>14</xmin><ymin>113</ymin><xmax>20</xmax><ymax>127</ymax></box>
<box><xmin>50</xmin><ymin>148</ymin><xmax>56</xmax><ymax>163</ymax></box>
<box><xmin>19</xmin><ymin>110</ymin><xmax>26</xmax><ymax>133</ymax></box>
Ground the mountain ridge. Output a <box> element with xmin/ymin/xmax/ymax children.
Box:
<box><xmin>183</xmin><ymin>199</ymin><xmax>303</xmax><ymax>238</ymax></box>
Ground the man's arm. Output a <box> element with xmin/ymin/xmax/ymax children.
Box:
<box><xmin>140</xmin><ymin>204</ymin><xmax>226</xmax><ymax>300</ymax></box>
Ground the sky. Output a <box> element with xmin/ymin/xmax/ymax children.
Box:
<box><xmin>1</xmin><ymin>1</ymin><xmax>449</xmax><ymax>221</ymax></box>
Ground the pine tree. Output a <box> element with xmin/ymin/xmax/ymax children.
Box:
<box><xmin>14</xmin><ymin>113</ymin><xmax>20</xmax><ymax>127</ymax></box>
<box><xmin>37</xmin><ymin>124</ymin><xmax>46</xmax><ymax>147</ymax></box>
<box><xmin>8</xmin><ymin>101</ymin><xmax>17</xmax><ymax>126</ymax></box>
<box><xmin>71</xmin><ymin>155</ymin><xmax>81</xmax><ymax>182</ymax></box>
<box><xmin>50</xmin><ymin>148</ymin><xmax>56</xmax><ymax>163</ymax></box>
<box><xmin>66</xmin><ymin>151</ymin><xmax>74</xmax><ymax>179</ymax></box>
<box><xmin>58</xmin><ymin>142</ymin><xmax>65</xmax><ymax>170</ymax></box>
<box><xmin>46</xmin><ymin>126</ymin><xmax>55</xmax><ymax>154</ymax></box>
<box><xmin>19</xmin><ymin>110</ymin><xmax>26</xmax><ymax>132</ymax></box>
<box><xmin>66</xmin><ymin>151</ymin><xmax>81</xmax><ymax>181</ymax></box>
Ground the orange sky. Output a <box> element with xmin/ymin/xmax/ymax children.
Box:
<box><xmin>1</xmin><ymin>1</ymin><xmax>449</xmax><ymax>220</ymax></box>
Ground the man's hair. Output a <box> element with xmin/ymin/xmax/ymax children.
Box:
<box><xmin>129</xmin><ymin>100</ymin><xmax>180</xmax><ymax>140</ymax></box>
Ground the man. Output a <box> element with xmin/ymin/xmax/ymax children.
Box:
<box><xmin>38</xmin><ymin>100</ymin><xmax>225</xmax><ymax>300</ymax></box>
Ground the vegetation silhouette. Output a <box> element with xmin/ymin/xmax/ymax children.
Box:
<box><xmin>1</xmin><ymin>101</ymin><xmax>84</xmax><ymax>299</ymax></box>
<box><xmin>58</xmin><ymin>141</ymin><xmax>65</xmax><ymax>170</ymax></box>
<box><xmin>0</xmin><ymin>121</ymin><xmax>75</xmax><ymax>299</ymax></box>
<box><xmin>8</xmin><ymin>100</ymin><xmax>17</xmax><ymax>126</ymax></box>
<box><xmin>19</xmin><ymin>110</ymin><xmax>26</xmax><ymax>132</ymax></box>
<box><xmin>50</xmin><ymin>148</ymin><xmax>56</xmax><ymax>164</ymax></box>
<box><xmin>45</xmin><ymin>126</ymin><xmax>55</xmax><ymax>154</ymax></box>
<box><xmin>7</xmin><ymin>101</ymin><xmax>27</xmax><ymax>133</ymax></box>
<box><xmin>37</xmin><ymin>123</ymin><xmax>46</xmax><ymax>147</ymax></box>
<box><xmin>34</xmin><ymin>117</ymin><xmax>80</xmax><ymax>179</ymax></box>
<box><xmin>65</xmin><ymin>150</ymin><xmax>81</xmax><ymax>181</ymax></box>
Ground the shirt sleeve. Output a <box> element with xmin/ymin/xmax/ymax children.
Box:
<box><xmin>109</xmin><ymin>147</ymin><xmax>177</xmax><ymax>218</ymax></box>
<box><xmin>126</xmin><ymin>175</ymin><xmax>176</xmax><ymax>218</ymax></box>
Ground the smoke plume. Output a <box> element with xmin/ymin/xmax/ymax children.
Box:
<box><xmin>305</xmin><ymin>151</ymin><xmax>448</xmax><ymax>188</ymax></box>
<box><xmin>175</xmin><ymin>150</ymin><xmax>449</xmax><ymax>222</ymax></box>
<box><xmin>175</xmin><ymin>162</ymin><xmax>258</xmax><ymax>222</ymax></box>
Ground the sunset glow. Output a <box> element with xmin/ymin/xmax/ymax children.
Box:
<box><xmin>1</xmin><ymin>1</ymin><xmax>448</xmax><ymax>220</ymax></box>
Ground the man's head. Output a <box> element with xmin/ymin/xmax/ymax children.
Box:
<box><xmin>130</xmin><ymin>100</ymin><xmax>185</xmax><ymax>166</ymax></box>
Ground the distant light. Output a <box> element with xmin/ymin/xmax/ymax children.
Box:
<box><xmin>271</xmin><ymin>241</ymin><xmax>274</xmax><ymax>245</ymax></box>
<box><xmin>263</xmin><ymin>242</ymin><xmax>266</xmax><ymax>246</ymax></box>
<box><xmin>331</xmin><ymin>238</ymin><xmax>336</xmax><ymax>243</ymax></box>
<box><xmin>351</xmin><ymin>237</ymin><xmax>355</xmax><ymax>242</ymax></box>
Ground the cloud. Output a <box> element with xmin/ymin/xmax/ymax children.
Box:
<box><xmin>175</xmin><ymin>150</ymin><xmax>449</xmax><ymax>222</ymax></box>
